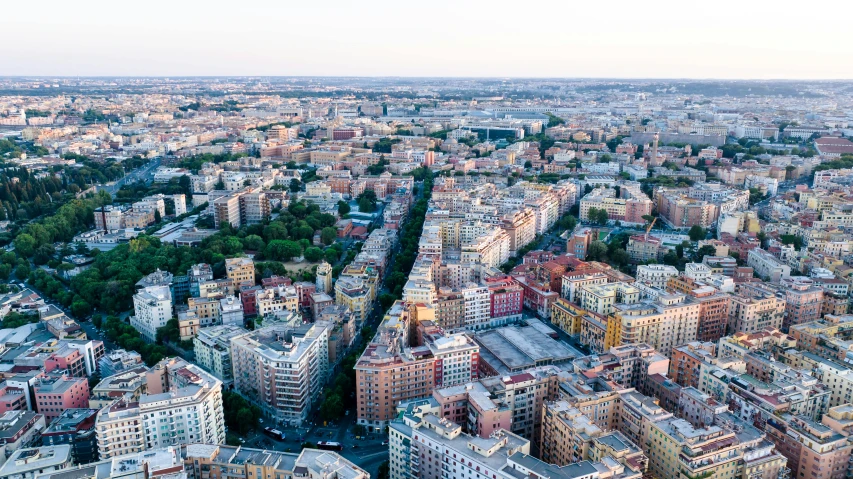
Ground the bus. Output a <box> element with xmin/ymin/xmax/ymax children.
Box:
<box><xmin>316</xmin><ymin>441</ymin><xmax>343</xmax><ymax>451</ymax></box>
<box><xmin>263</xmin><ymin>427</ymin><xmax>285</xmax><ymax>441</ymax></box>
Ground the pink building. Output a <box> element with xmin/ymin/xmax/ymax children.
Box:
<box><xmin>34</xmin><ymin>375</ymin><xmax>90</xmax><ymax>421</ymax></box>
<box><xmin>782</xmin><ymin>277</ymin><xmax>824</xmax><ymax>330</ymax></box>
<box><xmin>0</xmin><ymin>383</ymin><xmax>27</xmax><ymax>414</ymax></box>
<box><xmin>625</xmin><ymin>197</ymin><xmax>653</xmax><ymax>224</ymax></box>
<box><xmin>44</xmin><ymin>348</ymin><xmax>87</xmax><ymax>378</ymax></box>
<box><xmin>513</xmin><ymin>275</ymin><xmax>558</xmax><ymax>319</ymax></box>
<box><xmin>432</xmin><ymin>382</ymin><xmax>511</xmax><ymax>439</ymax></box>
<box><xmin>483</xmin><ymin>275</ymin><xmax>523</xmax><ymax>321</ymax></box>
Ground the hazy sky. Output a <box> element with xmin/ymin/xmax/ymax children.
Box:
<box><xmin>2</xmin><ymin>0</ymin><xmax>852</xmax><ymax>79</ymax></box>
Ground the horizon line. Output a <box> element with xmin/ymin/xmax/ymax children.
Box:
<box><xmin>0</xmin><ymin>75</ymin><xmax>852</xmax><ymax>82</ymax></box>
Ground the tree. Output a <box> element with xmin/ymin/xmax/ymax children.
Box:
<box><xmin>14</xmin><ymin>264</ymin><xmax>29</xmax><ymax>280</ymax></box>
<box><xmin>320</xmin><ymin>393</ymin><xmax>344</xmax><ymax>420</ymax></box>
<box><xmin>524</xmin><ymin>161</ymin><xmax>533</xmax><ymax>168</ymax></box>
<box><xmin>694</xmin><ymin>245</ymin><xmax>718</xmax><ymax>262</ymax></box>
<box><xmin>14</xmin><ymin>233</ymin><xmax>36</xmax><ymax>257</ymax></box>
<box><xmin>289</xmin><ymin>179</ymin><xmax>301</xmax><ymax>192</ymax></box>
<box><xmin>594</xmin><ymin>209</ymin><xmax>609</xmax><ymax>226</ymax></box>
<box><xmin>377</xmin><ymin>461</ymin><xmax>390</xmax><ymax>479</ymax></box>
<box><xmin>321</xmin><ymin>227</ymin><xmax>337</xmax><ymax>246</ymax></box>
<box><xmin>242</xmin><ymin>234</ymin><xmax>265</xmax><ymax>251</ymax></box>
<box><xmin>610</xmin><ymin>248</ymin><xmax>630</xmax><ymax>268</ymax></box>
<box><xmin>324</xmin><ymin>248</ymin><xmax>340</xmax><ymax>263</ymax></box>
<box><xmin>379</xmin><ymin>293</ymin><xmax>397</xmax><ymax>310</ymax></box>
<box><xmin>178</xmin><ymin>175</ymin><xmax>193</xmax><ymax>199</ymax></box>
<box><xmin>154</xmin><ymin>210</ymin><xmax>162</xmax><ymax>223</ymax></box>
<box><xmin>32</xmin><ymin>244</ymin><xmax>55</xmax><ymax>266</ymax></box>
<box><xmin>357</xmin><ymin>190</ymin><xmax>377</xmax><ymax>213</ymax></box>
<box><xmin>780</xmin><ymin>234</ymin><xmax>804</xmax><ymax>250</ymax></box>
<box><xmin>337</xmin><ymin>200</ymin><xmax>351</xmax><ymax>216</ymax></box>
<box><xmin>586</xmin><ymin>241</ymin><xmax>608</xmax><ymax>261</ymax></box>
<box><xmin>688</xmin><ymin>225</ymin><xmax>706</xmax><ymax>242</ymax></box>
<box><xmin>265</xmin><ymin>240</ymin><xmax>303</xmax><ymax>261</ymax></box>
<box><xmin>584</xmin><ymin>184</ymin><xmax>593</xmax><ymax>195</ymax></box>
<box><xmin>304</xmin><ymin>247</ymin><xmax>324</xmax><ymax>262</ymax></box>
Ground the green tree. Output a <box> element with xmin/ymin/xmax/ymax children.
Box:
<box><xmin>154</xmin><ymin>210</ymin><xmax>162</xmax><ymax>223</ymax></box>
<box><xmin>321</xmin><ymin>227</ymin><xmax>337</xmax><ymax>246</ymax></box>
<box><xmin>324</xmin><ymin>248</ymin><xmax>340</xmax><ymax>263</ymax></box>
<box><xmin>320</xmin><ymin>393</ymin><xmax>344</xmax><ymax>420</ymax></box>
<box><xmin>337</xmin><ymin>200</ymin><xmax>351</xmax><ymax>216</ymax></box>
<box><xmin>242</xmin><ymin>235</ymin><xmax>265</xmax><ymax>251</ymax></box>
<box><xmin>265</xmin><ymin>240</ymin><xmax>303</xmax><ymax>261</ymax></box>
<box><xmin>289</xmin><ymin>179</ymin><xmax>301</xmax><ymax>192</ymax></box>
<box><xmin>586</xmin><ymin>241</ymin><xmax>608</xmax><ymax>261</ymax></box>
<box><xmin>14</xmin><ymin>233</ymin><xmax>36</xmax><ymax>257</ymax></box>
<box><xmin>14</xmin><ymin>264</ymin><xmax>29</xmax><ymax>280</ymax></box>
<box><xmin>693</xmin><ymin>245</ymin><xmax>718</xmax><ymax>262</ymax></box>
<box><xmin>304</xmin><ymin>247</ymin><xmax>324</xmax><ymax>262</ymax></box>
<box><xmin>595</xmin><ymin>209</ymin><xmax>609</xmax><ymax>226</ymax></box>
<box><xmin>688</xmin><ymin>225</ymin><xmax>706</xmax><ymax>241</ymax></box>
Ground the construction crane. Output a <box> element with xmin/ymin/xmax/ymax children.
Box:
<box><xmin>644</xmin><ymin>217</ymin><xmax>657</xmax><ymax>241</ymax></box>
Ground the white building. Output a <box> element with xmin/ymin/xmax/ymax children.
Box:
<box><xmin>747</xmin><ymin>248</ymin><xmax>791</xmax><ymax>283</ymax></box>
<box><xmin>230</xmin><ymin>323</ymin><xmax>330</xmax><ymax>426</ymax></box>
<box><xmin>130</xmin><ymin>286</ymin><xmax>173</xmax><ymax>342</ymax></box>
<box><xmin>0</xmin><ymin>445</ymin><xmax>72</xmax><ymax>479</ymax></box>
<box><xmin>461</xmin><ymin>283</ymin><xmax>491</xmax><ymax>331</ymax></box>
<box><xmin>193</xmin><ymin>324</ymin><xmax>250</xmax><ymax>385</ymax></box>
<box><xmin>636</xmin><ymin>264</ymin><xmax>679</xmax><ymax>289</ymax></box>
<box><xmin>219</xmin><ymin>296</ymin><xmax>244</xmax><ymax>326</ymax></box>
<box><xmin>96</xmin><ymin>361</ymin><xmax>225</xmax><ymax>459</ymax></box>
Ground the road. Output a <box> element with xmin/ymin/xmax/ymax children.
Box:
<box><xmin>96</xmin><ymin>157</ymin><xmax>162</xmax><ymax>197</ymax></box>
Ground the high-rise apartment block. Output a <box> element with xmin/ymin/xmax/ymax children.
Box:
<box><xmin>231</xmin><ymin>322</ymin><xmax>330</xmax><ymax>426</ymax></box>
<box><xmin>131</xmin><ymin>285</ymin><xmax>173</xmax><ymax>343</ymax></box>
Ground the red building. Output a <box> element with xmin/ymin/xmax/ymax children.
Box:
<box><xmin>483</xmin><ymin>274</ymin><xmax>523</xmax><ymax>321</ymax></box>
<box><xmin>34</xmin><ymin>375</ymin><xmax>90</xmax><ymax>421</ymax></box>
<box><xmin>240</xmin><ymin>285</ymin><xmax>262</xmax><ymax>317</ymax></box>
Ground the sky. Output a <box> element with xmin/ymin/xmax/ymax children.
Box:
<box><xmin>2</xmin><ymin>0</ymin><xmax>852</xmax><ymax>79</ymax></box>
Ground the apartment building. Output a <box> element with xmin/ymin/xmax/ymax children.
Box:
<box><xmin>728</xmin><ymin>287</ymin><xmax>786</xmax><ymax>334</ymax></box>
<box><xmin>626</xmin><ymin>235</ymin><xmax>661</xmax><ymax>263</ymax></box>
<box><xmin>611</xmin><ymin>293</ymin><xmax>700</xmax><ymax>356</ymax></box>
<box><xmin>184</xmin><ymin>445</ymin><xmax>368</xmax><ymax>479</ymax></box>
<box><xmin>95</xmin><ymin>359</ymin><xmax>227</xmax><ymax>458</ymax></box>
<box><xmin>765</xmin><ymin>415</ymin><xmax>851</xmax><ymax>479</ymax></box>
<box><xmin>255</xmin><ymin>285</ymin><xmax>299</xmax><ymax>318</ymax></box>
<box><xmin>193</xmin><ymin>324</ymin><xmax>249</xmax><ymax>385</ymax></box>
<box><xmin>540</xmin><ymin>400</ymin><xmax>603</xmax><ymax>465</ymax></box>
<box><xmin>335</xmin><ymin>277</ymin><xmax>373</xmax><ymax>323</ymax></box>
<box><xmin>635</xmin><ymin>264</ymin><xmax>678</xmax><ymax>289</ymax></box>
<box><xmin>34</xmin><ymin>375</ymin><xmax>90</xmax><ymax>421</ymax></box>
<box><xmin>748</xmin><ymin>248</ymin><xmax>792</xmax><ymax>283</ymax></box>
<box><xmin>231</xmin><ymin>323</ymin><xmax>329</xmax><ymax>426</ymax></box>
<box><xmin>131</xmin><ymin>285</ymin><xmax>173</xmax><ymax>343</ymax></box>
<box><xmin>669</xmin><ymin>342</ymin><xmax>716</xmax><ymax>388</ymax></box>
<box><xmin>579</xmin><ymin>282</ymin><xmax>640</xmax><ymax>316</ymax></box>
<box><xmin>225</xmin><ymin>257</ymin><xmax>255</xmax><ymax>289</ymax></box>
<box><xmin>782</xmin><ymin>277</ymin><xmax>824</xmax><ymax>330</ymax></box>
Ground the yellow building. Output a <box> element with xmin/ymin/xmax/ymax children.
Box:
<box><xmin>225</xmin><ymin>257</ymin><xmax>255</xmax><ymax>288</ymax></box>
<box><xmin>551</xmin><ymin>298</ymin><xmax>586</xmax><ymax>335</ymax></box>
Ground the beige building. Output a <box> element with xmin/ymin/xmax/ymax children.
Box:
<box><xmin>230</xmin><ymin>323</ymin><xmax>330</xmax><ymax>426</ymax></box>
<box><xmin>225</xmin><ymin>257</ymin><xmax>255</xmax><ymax>288</ymax></box>
<box><xmin>611</xmin><ymin>293</ymin><xmax>700</xmax><ymax>356</ymax></box>
<box><xmin>579</xmin><ymin>282</ymin><xmax>640</xmax><ymax>315</ymax></box>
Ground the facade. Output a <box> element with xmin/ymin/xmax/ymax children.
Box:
<box><xmin>635</xmin><ymin>264</ymin><xmax>678</xmax><ymax>289</ymax></box>
<box><xmin>611</xmin><ymin>294</ymin><xmax>699</xmax><ymax>356</ymax></box>
<box><xmin>231</xmin><ymin>323</ymin><xmax>330</xmax><ymax>426</ymax></box>
<box><xmin>193</xmin><ymin>324</ymin><xmax>249</xmax><ymax>385</ymax></box>
<box><xmin>131</xmin><ymin>285</ymin><xmax>173</xmax><ymax>343</ymax></box>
